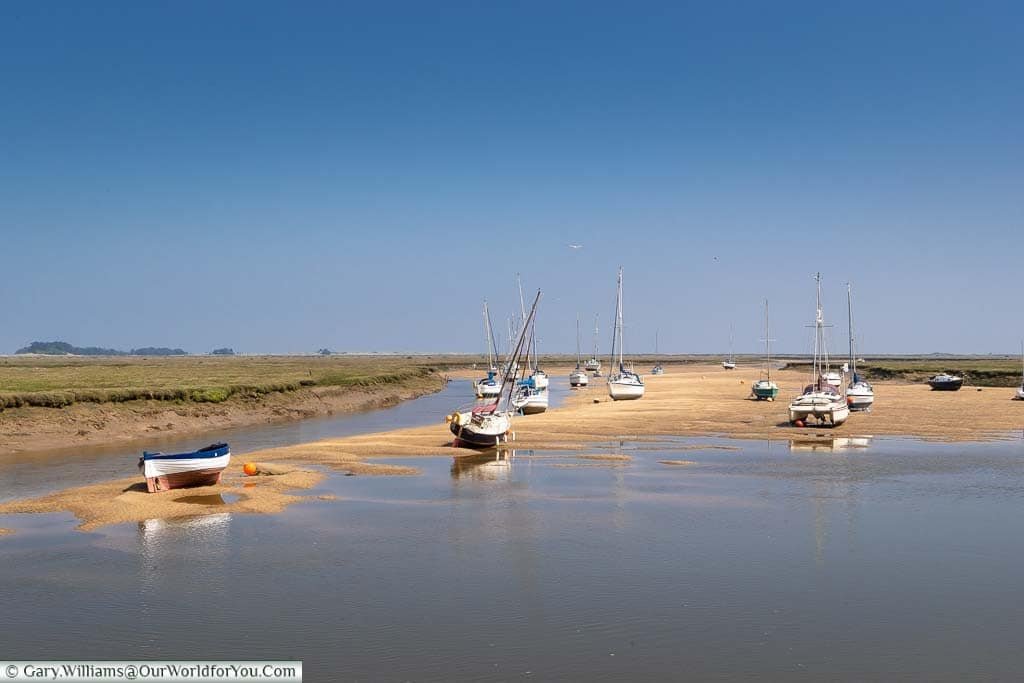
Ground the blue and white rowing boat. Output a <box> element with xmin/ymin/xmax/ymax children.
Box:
<box><xmin>140</xmin><ymin>442</ymin><xmax>231</xmax><ymax>492</ymax></box>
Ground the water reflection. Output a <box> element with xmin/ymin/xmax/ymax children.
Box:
<box><xmin>450</xmin><ymin>449</ymin><xmax>517</xmax><ymax>480</ymax></box>
<box><xmin>789</xmin><ymin>436</ymin><xmax>872</xmax><ymax>453</ymax></box>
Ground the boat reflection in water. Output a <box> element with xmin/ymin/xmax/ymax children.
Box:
<box><xmin>450</xmin><ymin>449</ymin><xmax>520</xmax><ymax>480</ymax></box>
<box><xmin>788</xmin><ymin>436</ymin><xmax>872</xmax><ymax>453</ymax></box>
<box><xmin>138</xmin><ymin>513</ymin><xmax>232</xmax><ymax>592</ymax></box>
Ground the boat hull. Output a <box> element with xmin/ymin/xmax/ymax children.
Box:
<box><xmin>513</xmin><ymin>389</ymin><xmax>549</xmax><ymax>414</ymax></box>
<box><xmin>141</xmin><ymin>443</ymin><xmax>230</xmax><ymax>493</ymax></box>
<box><xmin>474</xmin><ymin>381</ymin><xmax>503</xmax><ymax>398</ymax></box>
<box><xmin>1016</xmin><ymin>387</ymin><xmax>1024</xmax><ymax>400</ymax></box>
<box><xmin>928</xmin><ymin>380</ymin><xmax>963</xmax><ymax>391</ymax></box>
<box><xmin>722</xmin><ymin>362</ymin><xmax>736</xmax><ymax>370</ymax></box>
<box><xmin>789</xmin><ymin>395</ymin><xmax>850</xmax><ymax>426</ymax></box>
<box><xmin>449</xmin><ymin>411</ymin><xmax>512</xmax><ymax>448</ymax></box>
<box><xmin>751</xmin><ymin>381</ymin><xmax>779</xmax><ymax>400</ymax></box>
<box><xmin>846</xmin><ymin>384</ymin><xmax>874</xmax><ymax>411</ymax></box>
<box><xmin>608</xmin><ymin>380</ymin><xmax>645</xmax><ymax>400</ymax></box>
<box><xmin>146</xmin><ymin>467</ymin><xmax>225</xmax><ymax>493</ymax></box>
<box><xmin>569</xmin><ymin>371</ymin><xmax>589</xmax><ymax>387</ymax></box>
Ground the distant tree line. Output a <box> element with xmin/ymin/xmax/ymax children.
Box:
<box><xmin>15</xmin><ymin>341</ymin><xmax>188</xmax><ymax>356</ymax></box>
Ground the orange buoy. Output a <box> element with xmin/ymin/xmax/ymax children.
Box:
<box><xmin>243</xmin><ymin>462</ymin><xmax>258</xmax><ymax>476</ymax></box>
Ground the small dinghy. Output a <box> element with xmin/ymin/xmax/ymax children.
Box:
<box><xmin>140</xmin><ymin>443</ymin><xmax>230</xmax><ymax>493</ymax></box>
<box><xmin>928</xmin><ymin>374</ymin><xmax>964</xmax><ymax>391</ymax></box>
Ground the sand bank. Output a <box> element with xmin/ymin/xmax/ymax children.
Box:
<box><xmin>3</xmin><ymin>364</ymin><xmax>1022</xmax><ymax>531</ymax></box>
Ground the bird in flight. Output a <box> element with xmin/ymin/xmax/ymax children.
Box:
<box><xmin>568</xmin><ymin>243</ymin><xmax>584</xmax><ymax>250</ymax></box>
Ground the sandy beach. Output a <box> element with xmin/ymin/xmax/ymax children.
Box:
<box><xmin>3</xmin><ymin>363</ymin><xmax>1022</xmax><ymax>531</ymax></box>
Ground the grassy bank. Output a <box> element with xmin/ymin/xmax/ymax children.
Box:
<box><xmin>0</xmin><ymin>355</ymin><xmax>461</xmax><ymax>410</ymax></box>
<box><xmin>782</xmin><ymin>357</ymin><xmax>1023</xmax><ymax>387</ymax></box>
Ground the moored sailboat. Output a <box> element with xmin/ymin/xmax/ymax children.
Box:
<box><xmin>1016</xmin><ymin>342</ymin><xmax>1024</xmax><ymax>400</ymax></box>
<box><xmin>845</xmin><ymin>283</ymin><xmax>874</xmax><ymax>411</ymax></box>
<box><xmin>722</xmin><ymin>326</ymin><xmax>736</xmax><ymax>370</ymax></box>
<box><xmin>570</xmin><ymin>314</ymin><xmax>590</xmax><ymax>387</ymax></box>
<box><xmin>788</xmin><ymin>273</ymin><xmax>849</xmax><ymax>427</ymax></box>
<box><xmin>448</xmin><ymin>291</ymin><xmax>542</xmax><ymax>447</ymax></box>
<box><xmin>651</xmin><ymin>330</ymin><xmax>665</xmax><ymax>375</ymax></box>
<box><xmin>473</xmin><ymin>300</ymin><xmax>503</xmax><ymax>399</ymax></box>
<box><xmin>751</xmin><ymin>299</ymin><xmax>779</xmax><ymax>400</ymax></box>
<box><xmin>607</xmin><ymin>267</ymin><xmax>645</xmax><ymax>401</ymax></box>
<box><xmin>584</xmin><ymin>314</ymin><xmax>602</xmax><ymax>375</ymax></box>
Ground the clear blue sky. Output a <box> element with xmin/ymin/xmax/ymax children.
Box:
<box><xmin>2</xmin><ymin>1</ymin><xmax>1021</xmax><ymax>355</ymax></box>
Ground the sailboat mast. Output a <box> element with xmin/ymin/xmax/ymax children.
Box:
<box><xmin>576</xmin><ymin>314</ymin><xmax>582</xmax><ymax>367</ymax></box>
<box><xmin>847</xmin><ymin>283</ymin><xmax>856</xmax><ymax>376</ymax></box>
<box><xmin>617</xmin><ymin>267</ymin><xmax>625</xmax><ymax>369</ymax></box>
<box><xmin>765</xmin><ymin>299</ymin><xmax>772</xmax><ymax>382</ymax></box>
<box><xmin>483</xmin><ymin>301</ymin><xmax>495</xmax><ymax>369</ymax></box>
<box><xmin>814</xmin><ymin>272</ymin><xmax>823</xmax><ymax>380</ymax></box>
<box><xmin>594</xmin><ymin>314</ymin><xmax>600</xmax><ymax>359</ymax></box>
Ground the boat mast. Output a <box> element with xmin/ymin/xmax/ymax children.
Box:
<box><xmin>575</xmin><ymin>314</ymin><xmax>582</xmax><ymax>368</ymax></box>
<box><xmin>812</xmin><ymin>272</ymin><xmax>831</xmax><ymax>381</ymax></box>
<box><xmin>483</xmin><ymin>300</ymin><xmax>496</xmax><ymax>370</ymax></box>
<box><xmin>593</xmin><ymin>314</ymin><xmax>600</xmax><ymax>360</ymax></box>
<box><xmin>516</xmin><ymin>272</ymin><xmax>536</xmax><ymax>372</ymax></box>
<box><xmin>847</xmin><ymin>283</ymin><xmax>856</xmax><ymax>379</ymax></box>
<box><xmin>764</xmin><ymin>299</ymin><xmax>772</xmax><ymax>383</ymax></box>
<box><xmin>617</xmin><ymin>267</ymin><xmax>625</xmax><ymax>371</ymax></box>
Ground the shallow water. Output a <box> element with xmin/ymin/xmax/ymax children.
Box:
<box><xmin>0</xmin><ymin>379</ymin><xmax>570</xmax><ymax>501</ymax></box>
<box><xmin>3</xmin><ymin>435</ymin><xmax>1024</xmax><ymax>680</ymax></box>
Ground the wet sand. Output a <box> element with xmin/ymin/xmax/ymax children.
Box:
<box><xmin>3</xmin><ymin>364</ymin><xmax>1022</xmax><ymax>530</ymax></box>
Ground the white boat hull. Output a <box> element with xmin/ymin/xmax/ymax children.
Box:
<box><xmin>789</xmin><ymin>393</ymin><xmax>850</xmax><ymax>426</ymax></box>
<box><xmin>846</xmin><ymin>383</ymin><xmax>874</xmax><ymax>411</ymax></box>
<box><xmin>449</xmin><ymin>410</ymin><xmax>513</xmax><ymax>448</ymax></box>
<box><xmin>608</xmin><ymin>378</ymin><xmax>645</xmax><ymax>400</ymax></box>
<box><xmin>513</xmin><ymin>388</ymin><xmax>549</xmax><ymax>414</ymax></box>
<box><xmin>474</xmin><ymin>381</ymin><xmax>503</xmax><ymax>398</ymax></box>
<box><xmin>569</xmin><ymin>370</ymin><xmax>589</xmax><ymax>387</ymax></box>
<box><xmin>1016</xmin><ymin>386</ymin><xmax>1024</xmax><ymax>400</ymax></box>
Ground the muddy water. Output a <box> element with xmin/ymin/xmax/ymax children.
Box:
<box><xmin>3</xmin><ymin>436</ymin><xmax>1024</xmax><ymax>680</ymax></box>
<box><xmin>0</xmin><ymin>379</ymin><xmax>570</xmax><ymax>501</ymax></box>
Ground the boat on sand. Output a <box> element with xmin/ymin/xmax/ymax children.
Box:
<box><xmin>140</xmin><ymin>443</ymin><xmax>231</xmax><ymax>493</ymax></box>
<box><xmin>788</xmin><ymin>273</ymin><xmax>849</xmax><ymax>427</ymax></box>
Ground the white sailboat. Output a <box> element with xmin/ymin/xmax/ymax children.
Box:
<box><xmin>722</xmin><ymin>326</ymin><xmax>736</xmax><ymax>370</ymax></box>
<box><xmin>789</xmin><ymin>273</ymin><xmax>849</xmax><ymax>427</ymax></box>
<box><xmin>569</xmin><ymin>314</ymin><xmax>590</xmax><ymax>387</ymax></box>
<box><xmin>751</xmin><ymin>299</ymin><xmax>779</xmax><ymax>400</ymax></box>
<box><xmin>845</xmin><ymin>283</ymin><xmax>874</xmax><ymax>411</ymax></box>
<box><xmin>584</xmin><ymin>314</ymin><xmax>602</xmax><ymax>375</ymax></box>
<box><xmin>473</xmin><ymin>300</ymin><xmax>503</xmax><ymax>399</ymax></box>
<box><xmin>518</xmin><ymin>273</ymin><xmax>549</xmax><ymax>391</ymax></box>
<box><xmin>651</xmin><ymin>330</ymin><xmax>665</xmax><ymax>375</ymax></box>
<box><xmin>448</xmin><ymin>291</ymin><xmax>542</xmax><ymax>447</ymax></box>
<box><xmin>1016</xmin><ymin>341</ymin><xmax>1024</xmax><ymax>400</ymax></box>
<box><xmin>607</xmin><ymin>267</ymin><xmax>645</xmax><ymax>401</ymax></box>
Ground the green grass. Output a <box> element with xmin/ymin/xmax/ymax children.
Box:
<box><xmin>0</xmin><ymin>355</ymin><xmax>459</xmax><ymax>410</ymax></box>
